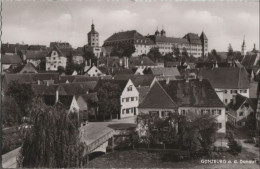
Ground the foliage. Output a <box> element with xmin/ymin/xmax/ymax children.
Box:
<box><xmin>2</xmin><ymin>129</ymin><xmax>24</xmax><ymax>154</ymax></box>
<box><xmin>97</xmin><ymin>81</ymin><xmax>122</xmax><ymax>120</ymax></box>
<box><xmin>164</xmin><ymin>53</ymin><xmax>175</xmax><ymax>62</ymax></box>
<box><xmin>111</xmin><ymin>43</ymin><xmax>136</xmax><ymax>58</ymax></box>
<box><xmin>84</xmin><ymin>49</ymin><xmax>95</xmax><ymax>59</ymax></box>
<box><xmin>135</xmin><ymin>112</ymin><xmax>218</xmax><ymax>156</ymax></box>
<box><xmin>227</xmin><ymin>130</ymin><xmax>242</xmax><ymax>155</ymax></box>
<box><xmin>181</xmin><ymin>47</ymin><xmax>189</xmax><ymax>59</ymax></box>
<box><xmin>57</xmin><ymin>66</ymin><xmax>65</xmax><ymax>74</ymax></box>
<box><xmin>5</xmin><ymin>81</ymin><xmax>34</xmax><ymax>117</ymax></box>
<box><xmin>227</xmin><ymin>43</ymin><xmax>234</xmax><ymax>57</ymax></box>
<box><xmin>173</xmin><ymin>46</ymin><xmax>180</xmax><ymax>57</ymax></box>
<box><xmin>147</xmin><ymin>47</ymin><xmax>162</xmax><ymax>62</ymax></box>
<box><xmin>2</xmin><ymin>96</ymin><xmax>22</xmax><ymax>126</ymax></box>
<box><xmin>17</xmin><ymin>98</ymin><xmax>85</xmax><ymax>168</ymax></box>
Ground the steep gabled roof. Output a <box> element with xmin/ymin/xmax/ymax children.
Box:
<box><xmin>198</xmin><ymin>67</ymin><xmax>249</xmax><ymax>89</ymax></box>
<box><xmin>159</xmin><ymin>79</ymin><xmax>224</xmax><ymax>107</ymax></box>
<box><xmin>228</xmin><ymin>94</ymin><xmax>257</xmax><ymax>111</ymax></box>
<box><xmin>183</xmin><ymin>33</ymin><xmax>202</xmax><ymax>45</ymax></box>
<box><xmin>200</xmin><ymin>31</ymin><xmax>208</xmax><ymax>40</ymax></box>
<box><xmin>136</xmin><ymin>86</ymin><xmax>150</xmax><ymax>103</ymax></box>
<box><xmin>58</xmin><ymin>95</ymin><xmax>74</xmax><ymax>110</ymax></box>
<box><xmin>241</xmin><ymin>54</ymin><xmax>257</xmax><ymax>67</ymax></box>
<box><xmin>19</xmin><ymin>62</ymin><xmax>38</xmax><ymax>73</ymax></box>
<box><xmin>104</xmin><ymin>30</ymin><xmax>147</xmax><ymax>42</ymax></box>
<box><xmin>139</xmin><ymin>81</ymin><xmax>177</xmax><ymax>109</ymax></box>
<box><xmin>22</xmin><ymin>50</ymin><xmax>48</xmax><ymax>60</ymax></box>
<box><xmin>2</xmin><ymin>54</ymin><xmax>22</xmax><ymax>64</ymax></box>
<box><xmin>129</xmin><ymin>57</ymin><xmax>156</xmax><ymax>67</ymax></box>
<box><xmin>32</xmin><ymin>84</ymin><xmax>59</xmax><ymax>95</ymax></box>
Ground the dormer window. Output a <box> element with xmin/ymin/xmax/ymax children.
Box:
<box><xmin>127</xmin><ymin>85</ymin><xmax>133</xmax><ymax>91</ymax></box>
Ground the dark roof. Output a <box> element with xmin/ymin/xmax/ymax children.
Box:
<box><xmin>1</xmin><ymin>43</ymin><xmax>29</xmax><ymax>54</ymax></box>
<box><xmin>94</xmin><ymin>79</ymin><xmax>128</xmax><ymax>94</ymax></box>
<box><xmin>165</xmin><ymin>62</ymin><xmax>180</xmax><ymax>67</ymax></box>
<box><xmin>153</xmin><ymin>36</ymin><xmax>189</xmax><ymax>44</ymax></box>
<box><xmin>196</xmin><ymin>62</ymin><xmax>232</xmax><ymax>69</ymax></box>
<box><xmin>59</xmin><ymin>75</ymin><xmax>76</xmax><ymax>83</ymax></box>
<box><xmin>103</xmin><ymin>30</ymin><xmax>151</xmax><ymax>45</ymax></box>
<box><xmin>27</xmin><ymin>45</ymin><xmax>47</xmax><ymax>51</ymax></box>
<box><xmin>200</xmin><ymin>31</ymin><xmax>208</xmax><ymax>40</ymax></box>
<box><xmin>139</xmin><ymin>81</ymin><xmax>177</xmax><ymax>109</ymax></box>
<box><xmin>112</xmin><ymin>68</ymin><xmax>134</xmax><ymax>76</ymax></box>
<box><xmin>228</xmin><ymin>94</ymin><xmax>257</xmax><ymax>111</ymax></box>
<box><xmin>42</xmin><ymin>95</ymin><xmax>56</xmax><ymax>106</ymax></box>
<box><xmin>183</xmin><ymin>33</ymin><xmax>202</xmax><ymax>45</ymax></box>
<box><xmin>150</xmin><ymin>67</ymin><xmax>180</xmax><ymax>76</ymax></box>
<box><xmin>19</xmin><ymin>62</ymin><xmax>38</xmax><ymax>73</ymax></box>
<box><xmin>22</xmin><ymin>50</ymin><xmax>48</xmax><ymax>60</ymax></box>
<box><xmin>199</xmin><ymin>67</ymin><xmax>249</xmax><ymax>89</ymax></box>
<box><xmin>136</xmin><ymin>86</ymin><xmax>150</xmax><ymax>103</ymax></box>
<box><xmin>129</xmin><ymin>57</ymin><xmax>156</xmax><ymax>67</ymax></box>
<box><xmin>32</xmin><ymin>84</ymin><xmax>59</xmax><ymax>95</ymax></box>
<box><xmin>77</xmin><ymin>92</ymin><xmax>99</xmax><ymax>104</ymax></box>
<box><xmin>113</xmin><ymin>74</ymin><xmax>154</xmax><ymax>87</ymax></box>
<box><xmin>3</xmin><ymin>73</ymin><xmax>60</xmax><ymax>85</ymax></box>
<box><xmin>98</xmin><ymin>57</ymin><xmax>120</xmax><ymax>67</ymax></box>
<box><xmin>160</xmin><ymin>79</ymin><xmax>224</xmax><ymax>107</ymax></box>
<box><xmin>58</xmin><ymin>95</ymin><xmax>74</xmax><ymax>110</ymax></box>
<box><xmin>73</xmin><ymin>76</ymin><xmax>100</xmax><ymax>83</ymax></box>
<box><xmin>241</xmin><ymin>54</ymin><xmax>257</xmax><ymax>67</ymax></box>
<box><xmin>2</xmin><ymin>54</ymin><xmax>22</xmax><ymax>64</ymax></box>
<box><xmin>59</xmin><ymin>82</ymin><xmax>98</xmax><ymax>95</ymax></box>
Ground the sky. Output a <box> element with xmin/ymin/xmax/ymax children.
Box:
<box><xmin>2</xmin><ymin>1</ymin><xmax>259</xmax><ymax>52</ymax></box>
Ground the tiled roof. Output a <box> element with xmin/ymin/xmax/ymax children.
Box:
<box><xmin>129</xmin><ymin>57</ymin><xmax>156</xmax><ymax>67</ymax></box>
<box><xmin>58</xmin><ymin>95</ymin><xmax>74</xmax><ymax>110</ymax></box>
<box><xmin>94</xmin><ymin>79</ymin><xmax>128</xmax><ymax>94</ymax></box>
<box><xmin>112</xmin><ymin>68</ymin><xmax>134</xmax><ymax>76</ymax></box>
<box><xmin>165</xmin><ymin>62</ymin><xmax>180</xmax><ymax>67</ymax></box>
<box><xmin>200</xmin><ymin>32</ymin><xmax>208</xmax><ymax>40</ymax></box>
<box><xmin>160</xmin><ymin>79</ymin><xmax>224</xmax><ymax>107</ymax></box>
<box><xmin>199</xmin><ymin>67</ymin><xmax>249</xmax><ymax>89</ymax></box>
<box><xmin>19</xmin><ymin>62</ymin><xmax>38</xmax><ymax>73</ymax></box>
<box><xmin>59</xmin><ymin>82</ymin><xmax>98</xmax><ymax>95</ymax></box>
<box><xmin>136</xmin><ymin>86</ymin><xmax>150</xmax><ymax>103</ymax></box>
<box><xmin>183</xmin><ymin>33</ymin><xmax>202</xmax><ymax>45</ymax></box>
<box><xmin>59</xmin><ymin>75</ymin><xmax>77</xmax><ymax>83</ymax></box>
<box><xmin>139</xmin><ymin>81</ymin><xmax>177</xmax><ymax>109</ymax></box>
<box><xmin>3</xmin><ymin>73</ymin><xmax>60</xmax><ymax>85</ymax></box>
<box><xmin>241</xmin><ymin>54</ymin><xmax>257</xmax><ymax>67</ymax></box>
<box><xmin>2</xmin><ymin>54</ymin><xmax>22</xmax><ymax>64</ymax></box>
<box><xmin>98</xmin><ymin>57</ymin><xmax>120</xmax><ymax>67</ymax></box>
<box><xmin>1</xmin><ymin>43</ymin><xmax>29</xmax><ymax>54</ymax></box>
<box><xmin>113</xmin><ymin>74</ymin><xmax>154</xmax><ymax>87</ymax></box>
<box><xmin>150</xmin><ymin>67</ymin><xmax>180</xmax><ymax>76</ymax></box>
<box><xmin>32</xmin><ymin>84</ymin><xmax>59</xmax><ymax>95</ymax></box>
<box><xmin>73</xmin><ymin>76</ymin><xmax>100</xmax><ymax>83</ymax></box>
<box><xmin>228</xmin><ymin>94</ymin><xmax>257</xmax><ymax>111</ymax></box>
<box><xmin>154</xmin><ymin>36</ymin><xmax>190</xmax><ymax>44</ymax></box>
<box><xmin>22</xmin><ymin>50</ymin><xmax>48</xmax><ymax>60</ymax></box>
<box><xmin>77</xmin><ymin>92</ymin><xmax>99</xmax><ymax>104</ymax></box>
<box><xmin>27</xmin><ymin>45</ymin><xmax>47</xmax><ymax>51</ymax></box>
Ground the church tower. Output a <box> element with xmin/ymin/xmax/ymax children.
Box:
<box><xmin>160</xmin><ymin>26</ymin><xmax>166</xmax><ymax>37</ymax></box>
<box><xmin>241</xmin><ymin>35</ymin><xmax>246</xmax><ymax>56</ymax></box>
<box><xmin>88</xmin><ymin>20</ymin><xmax>99</xmax><ymax>47</ymax></box>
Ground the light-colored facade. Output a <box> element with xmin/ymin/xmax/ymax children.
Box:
<box><xmin>85</xmin><ymin>65</ymin><xmax>104</xmax><ymax>77</ymax></box>
<box><xmin>87</xmin><ymin>22</ymin><xmax>102</xmax><ymax>58</ymax></box>
<box><xmin>216</xmin><ymin>88</ymin><xmax>249</xmax><ymax>105</ymax></box>
<box><xmin>46</xmin><ymin>50</ymin><xmax>67</xmax><ymax>71</ymax></box>
<box><xmin>120</xmin><ymin>80</ymin><xmax>139</xmax><ymax>118</ymax></box>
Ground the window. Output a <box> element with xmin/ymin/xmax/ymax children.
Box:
<box><xmin>225</xmin><ymin>99</ymin><xmax>228</xmax><ymax>103</ymax></box>
<box><xmin>212</xmin><ymin>109</ymin><xmax>216</xmax><ymax>115</ymax></box>
<box><xmin>149</xmin><ymin>111</ymin><xmax>159</xmax><ymax>117</ymax></box>
<box><xmin>200</xmin><ymin>109</ymin><xmax>205</xmax><ymax>115</ymax></box>
<box><xmin>217</xmin><ymin>110</ymin><xmax>221</xmax><ymax>115</ymax></box>
<box><xmin>230</xmin><ymin>90</ymin><xmax>233</xmax><ymax>94</ymax></box>
<box><xmin>206</xmin><ymin>109</ymin><xmax>210</xmax><ymax>114</ymax></box>
<box><xmin>161</xmin><ymin>111</ymin><xmax>170</xmax><ymax>118</ymax></box>
<box><xmin>224</xmin><ymin>90</ymin><xmax>227</xmax><ymax>94</ymax></box>
<box><xmin>217</xmin><ymin>123</ymin><xmax>222</xmax><ymax>129</ymax></box>
<box><xmin>122</xmin><ymin>98</ymin><xmax>124</xmax><ymax>102</ymax></box>
<box><xmin>244</xmin><ymin>90</ymin><xmax>247</xmax><ymax>93</ymax></box>
<box><xmin>126</xmin><ymin>109</ymin><xmax>129</xmax><ymax>114</ymax></box>
<box><xmin>122</xmin><ymin>109</ymin><xmax>125</xmax><ymax>114</ymax></box>
<box><xmin>126</xmin><ymin>98</ymin><xmax>129</xmax><ymax>102</ymax></box>
<box><xmin>131</xmin><ymin>97</ymin><xmax>134</xmax><ymax>101</ymax></box>
<box><xmin>127</xmin><ymin>85</ymin><xmax>133</xmax><ymax>91</ymax></box>
<box><xmin>234</xmin><ymin>90</ymin><xmax>237</xmax><ymax>94</ymax></box>
<box><xmin>239</xmin><ymin>112</ymin><xmax>244</xmax><ymax>116</ymax></box>
<box><xmin>181</xmin><ymin>109</ymin><xmax>186</xmax><ymax>115</ymax></box>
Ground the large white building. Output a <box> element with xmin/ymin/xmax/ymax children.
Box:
<box><xmin>87</xmin><ymin>21</ymin><xmax>102</xmax><ymax>58</ymax></box>
<box><xmin>138</xmin><ymin>79</ymin><xmax>226</xmax><ymax>134</ymax></box>
<box><xmin>46</xmin><ymin>46</ymin><xmax>67</xmax><ymax>71</ymax></box>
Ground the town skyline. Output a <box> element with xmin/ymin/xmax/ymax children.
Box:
<box><xmin>2</xmin><ymin>1</ymin><xmax>259</xmax><ymax>52</ymax></box>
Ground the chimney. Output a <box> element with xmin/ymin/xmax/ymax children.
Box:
<box><xmin>46</xmin><ymin>81</ymin><xmax>50</xmax><ymax>86</ymax></box>
<box><xmin>233</xmin><ymin>95</ymin><xmax>236</xmax><ymax>105</ymax></box>
<box><xmin>166</xmin><ymin>78</ymin><xmax>170</xmax><ymax>84</ymax></box>
<box><xmin>199</xmin><ymin>75</ymin><xmax>203</xmax><ymax>82</ymax></box>
<box><xmin>89</xmin><ymin>59</ymin><xmax>92</xmax><ymax>66</ymax></box>
<box><xmin>55</xmin><ymin>87</ymin><xmax>59</xmax><ymax>103</ymax></box>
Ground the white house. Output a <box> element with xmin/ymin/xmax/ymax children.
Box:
<box><xmin>46</xmin><ymin>46</ymin><xmax>67</xmax><ymax>71</ymax></box>
<box><xmin>199</xmin><ymin>67</ymin><xmax>250</xmax><ymax>105</ymax></box>
<box><xmin>138</xmin><ymin>79</ymin><xmax>226</xmax><ymax>134</ymax></box>
<box><xmin>120</xmin><ymin>79</ymin><xmax>139</xmax><ymax>118</ymax></box>
<box><xmin>85</xmin><ymin>65</ymin><xmax>104</xmax><ymax>77</ymax></box>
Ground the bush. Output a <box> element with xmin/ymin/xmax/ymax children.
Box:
<box><xmin>228</xmin><ymin>140</ymin><xmax>242</xmax><ymax>155</ymax></box>
<box><xmin>244</xmin><ymin>139</ymin><xmax>254</xmax><ymax>144</ymax></box>
<box><xmin>2</xmin><ymin>130</ymin><xmax>24</xmax><ymax>154</ymax></box>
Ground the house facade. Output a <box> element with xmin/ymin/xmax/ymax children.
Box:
<box><xmin>139</xmin><ymin>79</ymin><xmax>226</xmax><ymax>134</ymax></box>
<box><xmin>227</xmin><ymin>94</ymin><xmax>257</xmax><ymax>128</ymax></box>
<box><xmin>46</xmin><ymin>46</ymin><xmax>67</xmax><ymax>71</ymax></box>
<box><xmin>85</xmin><ymin>65</ymin><xmax>104</xmax><ymax>77</ymax></box>
<box><xmin>120</xmin><ymin>79</ymin><xmax>139</xmax><ymax>118</ymax></box>
<box><xmin>199</xmin><ymin>67</ymin><xmax>250</xmax><ymax>105</ymax></box>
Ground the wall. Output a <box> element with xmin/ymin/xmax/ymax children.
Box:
<box><xmin>46</xmin><ymin>50</ymin><xmax>67</xmax><ymax>71</ymax></box>
<box><xmin>120</xmin><ymin>80</ymin><xmax>139</xmax><ymax>118</ymax></box>
<box><xmin>215</xmin><ymin>88</ymin><xmax>249</xmax><ymax>105</ymax></box>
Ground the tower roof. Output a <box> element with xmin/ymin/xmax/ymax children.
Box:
<box><xmin>200</xmin><ymin>31</ymin><xmax>208</xmax><ymax>40</ymax></box>
<box><xmin>88</xmin><ymin>21</ymin><xmax>98</xmax><ymax>34</ymax></box>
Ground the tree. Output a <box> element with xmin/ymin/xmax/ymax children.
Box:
<box><xmin>164</xmin><ymin>53</ymin><xmax>175</xmax><ymax>62</ymax></box>
<box><xmin>181</xmin><ymin>47</ymin><xmax>189</xmax><ymax>62</ymax></box>
<box><xmin>111</xmin><ymin>43</ymin><xmax>136</xmax><ymax>58</ymax></box>
<box><xmin>2</xmin><ymin>96</ymin><xmax>22</xmax><ymax>126</ymax></box>
<box><xmin>57</xmin><ymin>66</ymin><xmax>65</xmax><ymax>74</ymax></box>
<box><xmin>227</xmin><ymin>43</ymin><xmax>234</xmax><ymax>57</ymax></box>
<box><xmin>147</xmin><ymin>47</ymin><xmax>162</xmax><ymax>62</ymax></box>
<box><xmin>173</xmin><ymin>46</ymin><xmax>180</xmax><ymax>58</ymax></box>
<box><xmin>97</xmin><ymin>82</ymin><xmax>122</xmax><ymax>120</ymax></box>
<box><xmin>17</xmin><ymin>98</ymin><xmax>84</xmax><ymax>168</ymax></box>
<box><xmin>6</xmin><ymin>81</ymin><xmax>34</xmax><ymax>117</ymax></box>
